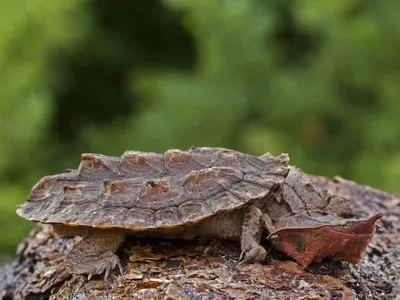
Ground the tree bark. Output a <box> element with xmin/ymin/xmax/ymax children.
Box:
<box><xmin>1</xmin><ymin>175</ymin><xmax>399</xmax><ymax>299</ymax></box>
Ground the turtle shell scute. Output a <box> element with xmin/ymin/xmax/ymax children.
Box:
<box><xmin>16</xmin><ymin>147</ymin><xmax>290</xmax><ymax>231</ymax></box>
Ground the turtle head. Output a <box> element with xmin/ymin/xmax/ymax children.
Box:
<box><xmin>267</xmin><ymin>211</ymin><xmax>382</xmax><ymax>266</ymax></box>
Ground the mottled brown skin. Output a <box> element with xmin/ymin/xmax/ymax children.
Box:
<box><xmin>52</xmin><ymin>225</ymin><xmax>125</xmax><ymax>279</ymax></box>
<box><xmin>16</xmin><ymin>147</ymin><xmax>381</xmax><ymax>279</ymax></box>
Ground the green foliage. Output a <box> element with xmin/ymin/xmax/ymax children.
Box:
<box><xmin>0</xmin><ymin>0</ymin><xmax>88</xmax><ymax>252</ymax></box>
<box><xmin>1</xmin><ymin>0</ymin><xmax>399</xmax><ymax>253</ymax></box>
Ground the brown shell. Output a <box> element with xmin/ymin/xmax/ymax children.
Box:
<box><xmin>16</xmin><ymin>147</ymin><xmax>289</xmax><ymax>230</ymax></box>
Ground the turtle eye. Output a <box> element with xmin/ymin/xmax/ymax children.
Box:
<box><xmin>268</xmin><ymin>234</ymin><xmax>282</xmax><ymax>241</ymax></box>
<box><xmin>147</xmin><ymin>181</ymin><xmax>156</xmax><ymax>187</ymax></box>
<box><xmin>271</xmin><ymin>182</ymin><xmax>281</xmax><ymax>193</ymax></box>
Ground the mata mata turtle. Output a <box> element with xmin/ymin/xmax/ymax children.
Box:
<box><xmin>17</xmin><ymin>147</ymin><xmax>382</xmax><ymax>279</ymax></box>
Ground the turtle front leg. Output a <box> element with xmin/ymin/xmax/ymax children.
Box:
<box><xmin>240</xmin><ymin>205</ymin><xmax>267</xmax><ymax>263</ymax></box>
<box><xmin>263</xmin><ymin>213</ymin><xmax>276</xmax><ymax>234</ymax></box>
<box><xmin>64</xmin><ymin>229</ymin><xmax>125</xmax><ymax>280</ymax></box>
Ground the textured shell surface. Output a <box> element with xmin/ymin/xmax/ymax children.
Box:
<box><xmin>17</xmin><ymin>147</ymin><xmax>289</xmax><ymax>230</ymax></box>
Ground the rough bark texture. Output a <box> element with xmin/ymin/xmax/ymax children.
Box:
<box><xmin>1</xmin><ymin>175</ymin><xmax>399</xmax><ymax>299</ymax></box>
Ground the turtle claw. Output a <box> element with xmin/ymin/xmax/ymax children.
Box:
<box><xmin>87</xmin><ymin>259</ymin><xmax>121</xmax><ymax>281</ymax></box>
<box><xmin>117</xmin><ymin>261</ymin><xmax>124</xmax><ymax>276</ymax></box>
<box><xmin>239</xmin><ymin>245</ymin><xmax>267</xmax><ymax>264</ymax></box>
<box><xmin>104</xmin><ymin>261</ymin><xmax>124</xmax><ymax>280</ymax></box>
<box><xmin>239</xmin><ymin>251</ymin><xmax>245</xmax><ymax>261</ymax></box>
<box><xmin>104</xmin><ymin>266</ymin><xmax>111</xmax><ymax>280</ymax></box>
<box><xmin>238</xmin><ymin>254</ymin><xmax>249</xmax><ymax>265</ymax></box>
<box><xmin>238</xmin><ymin>251</ymin><xmax>249</xmax><ymax>264</ymax></box>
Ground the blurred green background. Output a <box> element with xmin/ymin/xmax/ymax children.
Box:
<box><xmin>1</xmin><ymin>0</ymin><xmax>399</xmax><ymax>263</ymax></box>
